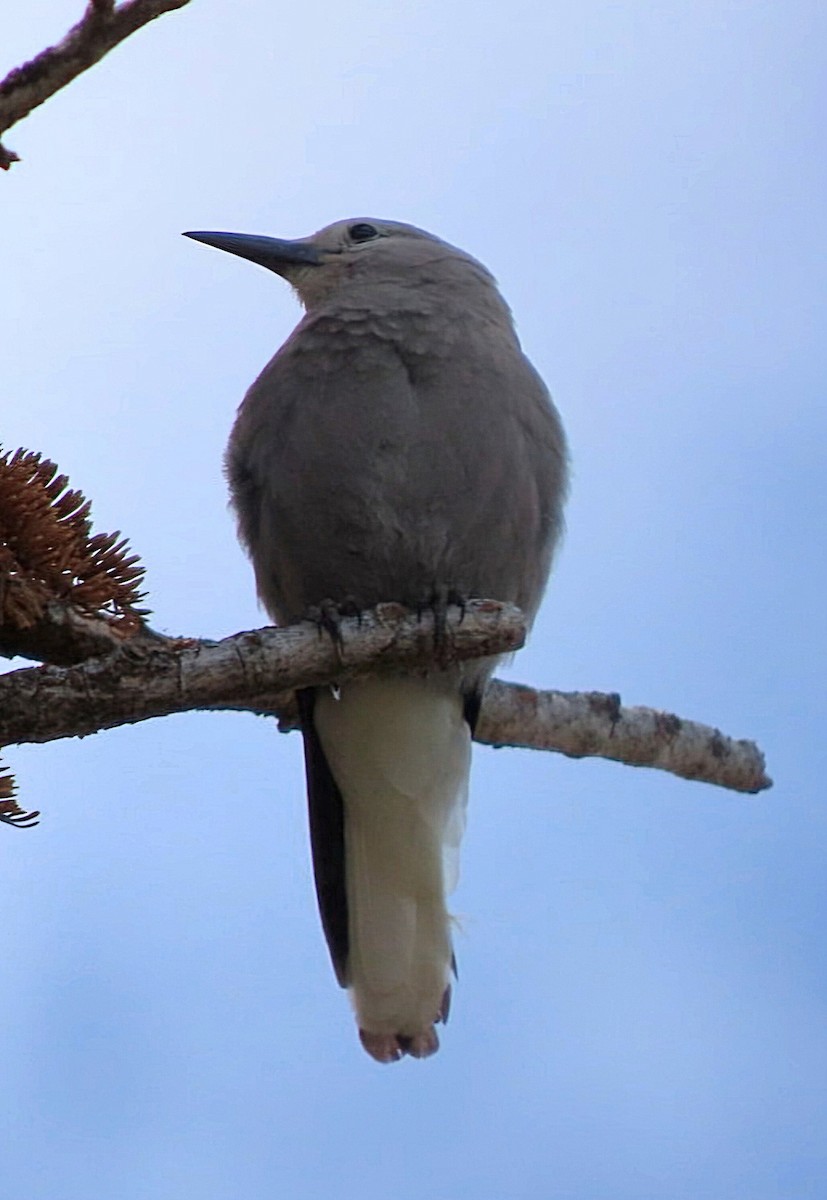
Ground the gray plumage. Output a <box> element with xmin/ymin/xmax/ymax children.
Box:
<box><xmin>185</xmin><ymin>218</ymin><xmax>567</xmax><ymax>1062</ymax></box>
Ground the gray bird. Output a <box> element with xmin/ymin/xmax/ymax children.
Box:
<box><xmin>184</xmin><ymin>219</ymin><xmax>568</xmax><ymax>1062</ymax></box>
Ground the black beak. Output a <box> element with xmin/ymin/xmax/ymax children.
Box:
<box><xmin>183</xmin><ymin>231</ymin><xmax>321</xmax><ymax>273</ymax></box>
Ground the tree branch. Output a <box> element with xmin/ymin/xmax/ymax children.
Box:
<box><xmin>0</xmin><ymin>0</ymin><xmax>192</xmax><ymax>167</ymax></box>
<box><xmin>0</xmin><ymin>600</ymin><xmax>525</xmax><ymax>744</ymax></box>
<box><xmin>0</xmin><ymin>600</ymin><xmax>771</xmax><ymax>795</ymax></box>
<box><xmin>0</xmin><ymin>599</ymin><xmax>150</xmax><ymax>666</ymax></box>
<box><xmin>476</xmin><ymin>680</ymin><xmax>771</xmax><ymax>794</ymax></box>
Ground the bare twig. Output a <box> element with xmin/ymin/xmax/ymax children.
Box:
<box><xmin>0</xmin><ymin>599</ymin><xmax>770</xmax><ymax>795</ymax></box>
<box><xmin>0</xmin><ymin>0</ymin><xmax>192</xmax><ymax>167</ymax></box>
<box><xmin>265</xmin><ymin>678</ymin><xmax>769</xmax><ymax>794</ymax></box>
<box><xmin>476</xmin><ymin>680</ymin><xmax>771</xmax><ymax>794</ymax></box>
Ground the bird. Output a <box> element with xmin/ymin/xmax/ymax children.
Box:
<box><xmin>184</xmin><ymin>218</ymin><xmax>568</xmax><ymax>1062</ymax></box>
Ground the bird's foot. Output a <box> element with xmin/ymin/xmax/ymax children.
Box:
<box><xmin>417</xmin><ymin>585</ymin><xmax>467</xmax><ymax>663</ymax></box>
<box><xmin>304</xmin><ymin>596</ymin><xmax>362</xmax><ymax>650</ymax></box>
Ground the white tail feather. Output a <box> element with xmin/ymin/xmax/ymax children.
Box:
<box><xmin>314</xmin><ymin>675</ymin><xmax>470</xmax><ymax>1039</ymax></box>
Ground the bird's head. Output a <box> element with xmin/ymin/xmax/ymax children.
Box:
<box><xmin>184</xmin><ymin>218</ymin><xmax>496</xmax><ymax>310</ymax></box>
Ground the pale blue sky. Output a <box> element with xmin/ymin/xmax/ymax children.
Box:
<box><xmin>3</xmin><ymin>3</ymin><xmax>826</xmax><ymax>1197</ymax></box>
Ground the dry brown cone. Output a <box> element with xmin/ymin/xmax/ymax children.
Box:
<box><xmin>0</xmin><ymin>446</ymin><xmax>148</xmax><ymax>633</ymax></box>
<box><xmin>0</xmin><ymin>761</ymin><xmax>39</xmax><ymax>828</ymax></box>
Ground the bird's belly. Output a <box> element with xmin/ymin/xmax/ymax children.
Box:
<box><xmin>271</xmin><ymin>498</ymin><xmax>525</xmax><ymax>619</ymax></box>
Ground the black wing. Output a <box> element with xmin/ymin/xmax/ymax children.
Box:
<box><xmin>296</xmin><ymin>688</ymin><xmax>349</xmax><ymax>986</ymax></box>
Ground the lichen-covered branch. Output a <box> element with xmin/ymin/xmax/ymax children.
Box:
<box><xmin>476</xmin><ymin>680</ymin><xmax>771</xmax><ymax>794</ymax></box>
<box><xmin>0</xmin><ymin>0</ymin><xmax>192</xmax><ymax>167</ymax></box>
<box><xmin>0</xmin><ymin>599</ymin><xmax>144</xmax><ymax>666</ymax></box>
<box><xmin>0</xmin><ymin>600</ymin><xmax>526</xmax><ymax>746</ymax></box>
<box><xmin>0</xmin><ymin>598</ymin><xmax>771</xmax><ymax>795</ymax></box>
<box><xmin>264</xmin><ymin>677</ymin><xmax>769</xmax><ymax>794</ymax></box>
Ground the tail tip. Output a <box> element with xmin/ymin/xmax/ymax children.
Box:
<box><xmin>357</xmin><ymin>984</ymin><xmax>453</xmax><ymax>1062</ymax></box>
<box><xmin>359</xmin><ymin>1026</ymin><xmax>440</xmax><ymax>1063</ymax></box>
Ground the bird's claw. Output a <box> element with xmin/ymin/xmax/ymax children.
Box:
<box><xmin>304</xmin><ymin>596</ymin><xmax>363</xmax><ymax>649</ymax></box>
<box><xmin>416</xmin><ymin>585</ymin><xmax>467</xmax><ymax>662</ymax></box>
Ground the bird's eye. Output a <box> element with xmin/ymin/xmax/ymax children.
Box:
<box><xmin>349</xmin><ymin>223</ymin><xmax>379</xmax><ymax>243</ymax></box>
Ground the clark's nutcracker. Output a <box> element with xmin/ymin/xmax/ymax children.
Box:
<box><xmin>185</xmin><ymin>219</ymin><xmax>568</xmax><ymax>1062</ymax></box>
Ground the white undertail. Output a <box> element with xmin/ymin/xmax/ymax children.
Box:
<box><xmin>314</xmin><ymin>675</ymin><xmax>470</xmax><ymax>1058</ymax></box>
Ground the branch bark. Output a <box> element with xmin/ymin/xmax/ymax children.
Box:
<box><xmin>0</xmin><ymin>600</ymin><xmax>144</xmax><ymax>666</ymax></box>
<box><xmin>0</xmin><ymin>600</ymin><xmax>771</xmax><ymax>795</ymax></box>
<box><xmin>0</xmin><ymin>0</ymin><xmax>192</xmax><ymax>167</ymax></box>
<box><xmin>476</xmin><ymin>680</ymin><xmax>771</xmax><ymax>794</ymax></box>
<box><xmin>0</xmin><ymin>600</ymin><xmax>525</xmax><ymax>744</ymax></box>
